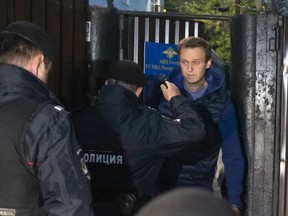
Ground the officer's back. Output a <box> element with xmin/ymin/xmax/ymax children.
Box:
<box><xmin>72</xmin><ymin>60</ymin><xmax>206</xmax><ymax>215</ymax></box>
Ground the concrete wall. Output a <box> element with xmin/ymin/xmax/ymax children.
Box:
<box><xmin>230</xmin><ymin>14</ymin><xmax>282</xmax><ymax>216</ymax></box>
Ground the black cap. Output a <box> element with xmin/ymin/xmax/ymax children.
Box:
<box><xmin>5</xmin><ymin>21</ymin><xmax>57</xmax><ymax>61</ymax></box>
<box><xmin>108</xmin><ymin>60</ymin><xmax>146</xmax><ymax>87</ymax></box>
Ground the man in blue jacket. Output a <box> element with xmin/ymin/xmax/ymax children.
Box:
<box><xmin>158</xmin><ymin>36</ymin><xmax>244</xmax><ymax>215</ymax></box>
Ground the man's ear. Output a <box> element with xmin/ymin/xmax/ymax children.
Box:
<box><xmin>206</xmin><ymin>58</ymin><xmax>212</xmax><ymax>69</ymax></box>
<box><xmin>26</xmin><ymin>53</ymin><xmax>44</xmax><ymax>76</ymax></box>
<box><xmin>135</xmin><ymin>87</ymin><xmax>143</xmax><ymax>97</ymax></box>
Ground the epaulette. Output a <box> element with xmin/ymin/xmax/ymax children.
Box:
<box><xmin>53</xmin><ymin>105</ymin><xmax>64</xmax><ymax>112</ymax></box>
<box><xmin>161</xmin><ymin>114</ymin><xmax>181</xmax><ymax>123</ymax></box>
<box><xmin>147</xmin><ymin>106</ymin><xmax>157</xmax><ymax>111</ymax></box>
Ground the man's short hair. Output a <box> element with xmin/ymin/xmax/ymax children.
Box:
<box><xmin>178</xmin><ymin>36</ymin><xmax>212</xmax><ymax>62</ymax></box>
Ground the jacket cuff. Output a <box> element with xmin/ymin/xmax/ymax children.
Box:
<box><xmin>228</xmin><ymin>193</ymin><xmax>242</xmax><ymax>207</ymax></box>
<box><xmin>169</xmin><ymin>95</ymin><xmax>182</xmax><ymax>103</ymax></box>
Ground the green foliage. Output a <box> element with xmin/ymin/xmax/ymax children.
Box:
<box><xmin>204</xmin><ymin>20</ymin><xmax>231</xmax><ymax>64</ymax></box>
<box><xmin>277</xmin><ymin>0</ymin><xmax>288</xmax><ymax>15</ymax></box>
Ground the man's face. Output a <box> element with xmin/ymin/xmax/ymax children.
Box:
<box><xmin>179</xmin><ymin>47</ymin><xmax>211</xmax><ymax>89</ymax></box>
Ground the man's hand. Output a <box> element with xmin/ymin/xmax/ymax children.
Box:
<box><xmin>231</xmin><ymin>205</ymin><xmax>242</xmax><ymax>216</ymax></box>
<box><xmin>160</xmin><ymin>80</ymin><xmax>181</xmax><ymax>101</ymax></box>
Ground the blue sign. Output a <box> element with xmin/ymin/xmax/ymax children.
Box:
<box><xmin>143</xmin><ymin>42</ymin><xmax>179</xmax><ymax>108</ymax></box>
<box><xmin>144</xmin><ymin>42</ymin><xmax>179</xmax><ymax>75</ymax></box>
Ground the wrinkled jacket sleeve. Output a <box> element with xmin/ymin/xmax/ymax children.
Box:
<box><xmin>153</xmin><ymin>95</ymin><xmax>206</xmax><ymax>156</ymax></box>
<box><xmin>219</xmin><ymin>100</ymin><xmax>244</xmax><ymax>206</ymax></box>
<box><xmin>25</xmin><ymin>106</ymin><xmax>94</xmax><ymax>216</ymax></box>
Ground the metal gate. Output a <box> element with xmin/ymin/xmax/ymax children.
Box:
<box><xmin>278</xmin><ymin>15</ymin><xmax>288</xmax><ymax>216</ymax></box>
<box><xmin>87</xmin><ymin>7</ymin><xmax>230</xmax><ymax>103</ymax></box>
<box><xmin>117</xmin><ymin>11</ymin><xmax>232</xmax><ymax>68</ymax></box>
<box><xmin>118</xmin><ymin>11</ymin><xmax>205</xmax><ymax>67</ymax></box>
<box><xmin>230</xmin><ymin>14</ymin><xmax>283</xmax><ymax>216</ymax></box>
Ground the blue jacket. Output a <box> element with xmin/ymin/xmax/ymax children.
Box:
<box><xmin>158</xmin><ymin>67</ymin><xmax>244</xmax><ymax>206</ymax></box>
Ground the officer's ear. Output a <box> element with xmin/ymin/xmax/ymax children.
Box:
<box><xmin>25</xmin><ymin>53</ymin><xmax>45</xmax><ymax>79</ymax></box>
<box><xmin>135</xmin><ymin>87</ymin><xmax>143</xmax><ymax>98</ymax></box>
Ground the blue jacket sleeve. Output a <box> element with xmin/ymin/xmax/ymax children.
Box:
<box><xmin>219</xmin><ymin>99</ymin><xmax>244</xmax><ymax>206</ymax></box>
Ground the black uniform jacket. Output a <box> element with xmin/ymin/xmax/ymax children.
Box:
<box><xmin>72</xmin><ymin>85</ymin><xmax>206</xmax><ymax>199</ymax></box>
<box><xmin>0</xmin><ymin>63</ymin><xmax>93</xmax><ymax>216</ymax></box>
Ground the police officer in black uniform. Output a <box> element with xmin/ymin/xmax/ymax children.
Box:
<box><xmin>72</xmin><ymin>60</ymin><xmax>206</xmax><ymax>215</ymax></box>
<box><xmin>0</xmin><ymin>21</ymin><xmax>94</xmax><ymax>216</ymax></box>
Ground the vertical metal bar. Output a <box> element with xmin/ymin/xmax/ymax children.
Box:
<box><xmin>145</xmin><ymin>17</ymin><xmax>149</xmax><ymax>42</ymax></box>
<box><xmin>155</xmin><ymin>18</ymin><xmax>160</xmax><ymax>42</ymax></box>
<box><xmin>175</xmin><ymin>20</ymin><xmax>180</xmax><ymax>44</ymax></box>
<box><xmin>134</xmin><ymin>16</ymin><xmax>139</xmax><ymax>63</ymax></box>
<box><xmin>194</xmin><ymin>22</ymin><xmax>199</xmax><ymax>37</ymax></box>
<box><xmin>119</xmin><ymin>15</ymin><xmax>124</xmax><ymax>60</ymax></box>
<box><xmin>185</xmin><ymin>21</ymin><xmax>189</xmax><ymax>38</ymax></box>
<box><xmin>279</xmin><ymin>17</ymin><xmax>288</xmax><ymax>216</ymax></box>
<box><xmin>235</xmin><ymin>0</ymin><xmax>240</xmax><ymax>15</ymax></box>
<box><xmin>165</xmin><ymin>19</ymin><xmax>169</xmax><ymax>43</ymax></box>
<box><xmin>279</xmin><ymin>55</ymin><xmax>288</xmax><ymax>216</ymax></box>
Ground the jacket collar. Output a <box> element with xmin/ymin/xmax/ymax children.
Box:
<box><xmin>170</xmin><ymin>67</ymin><xmax>224</xmax><ymax>97</ymax></box>
<box><xmin>98</xmin><ymin>85</ymin><xmax>142</xmax><ymax>108</ymax></box>
<box><xmin>0</xmin><ymin>63</ymin><xmax>61</xmax><ymax>104</ymax></box>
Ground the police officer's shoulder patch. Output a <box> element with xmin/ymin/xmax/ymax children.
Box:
<box><xmin>45</xmin><ymin>104</ymin><xmax>66</xmax><ymax>113</ymax></box>
<box><xmin>76</xmin><ymin>149</ymin><xmax>91</xmax><ymax>180</ymax></box>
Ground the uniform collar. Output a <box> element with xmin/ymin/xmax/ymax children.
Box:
<box><xmin>0</xmin><ymin>63</ymin><xmax>60</xmax><ymax>104</ymax></box>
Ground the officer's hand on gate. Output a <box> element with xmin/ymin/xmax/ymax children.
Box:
<box><xmin>160</xmin><ymin>80</ymin><xmax>181</xmax><ymax>102</ymax></box>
